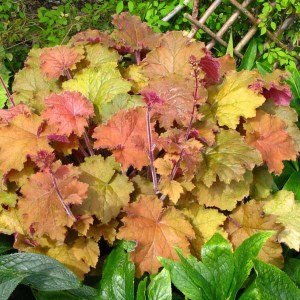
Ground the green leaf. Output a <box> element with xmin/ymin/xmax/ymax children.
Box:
<box><xmin>0</xmin><ymin>270</ymin><xmax>27</xmax><ymax>300</ymax></box>
<box><xmin>226</xmin><ymin>31</ymin><xmax>234</xmax><ymax>58</ymax></box>
<box><xmin>201</xmin><ymin>233</ymin><xmax>234</xmax><ymax>299</ymax></box>
<box><xmin>0</xmin><ymin>253</ymin><xmax>80</xmax><ymax>291</ymax></box>
<box><xmin>270</xmin><ymin>22</ymin><xmax>276</xmax><ymax>30</ymax></box>
<box><xmin>159</xmin><ymin>256</ymin><xmax>204</xmax><ymax>300</ymax></box>
<box><xmin>283</xmin><ymin>172</ymin><xmax>300</xmax><ymax>202</ymax></box>
<box><xmin>284</xmin><ymin>258</ymin><xmax>300</xmax><ymax>287</ymax></box>
<box><xmin>255</xmin><ymin>61</ymin><xmax>272</xmax><ymax>74</ymax></box>
<box><xmin>273</xmin><ymin>161</ymin><xmax>297</xmax><ymax>189</ymax></box>
<box><xmin>33</xmin><ymin>285</ymin><xmax>97</xmax><ymax>300</ymax></box>
<box><xmin>147</xmin><ymin>269</ymin><xmax>172</xmax><ymax>300</ymax></box>
<box><xmin>128</xmin><ymin>1</ymin><xmax>134</xmax><ymax>12</ymax></box>
<box><xmin>116</xmin><ymin>1</ymin><xmax>124</xmax><ymax>14</ymax></box>
<box><xmin>240</xmin><ymin>282</ymin><xmax>261</xmax><ymax>300</ymax></box>
<box><xmin>253</xmin><ymin>259</ymin><xmax>300</xmax><ymax>299</ymax></box>
<box><xmin>97</xmin><ymin>241</ymin><xmax>135</xmax><ymax>300</ymax></box>
<box><xmin>239</xmin><ymin>39</ymin><xmax>257</xmax><ymax>71</ymax></box>
<box><xmin>287</xmin><ymin>68</ymin><xmax>300</xmax><ymax>100</ymax></box>
<box><xmin>230</xmin><ymin>231</ymin><xmax>274</xmax><ymax>298</ymax></box>
<box><xmin>136</xmin><ymin>277</ymin><xmax>148</xmax><ymax>300</ymax></box>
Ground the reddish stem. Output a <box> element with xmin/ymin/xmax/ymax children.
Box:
<box><xmin>160</xmin><ymin>67</ymin><xmax>200</xmax><ymax>201</ymax></box>
<box><xmin>146</xmin><ymin>106</ymin><xmax>159</xmax><ymax>194</ymax></box>
<box><xmin>50</xmin><ymin>171</ymin><xmax>75</xmax><ymax>220</ymax></box>
<box><xmin>83</xmin><ymin>131</ymin><xmax>94</xmax><ymax>156</ymax></box>
<box><xmin>79</xmin><ymin>143</ymin><xmax>88</xmax><ymax>157</ymax></box>
<box><xmin>0</xmin><ymin>74</ymin><xmax>15</xmax><ymax>107</ymax></box>
<box><xmin>135</xmin><ymin>50</ymin><xmax>141</xmax><ymax>65</ymax></box>
<box><xmin>64</xmin><ymin>69</ymin><xmax>72</xmax><ymax>80</ymax></box>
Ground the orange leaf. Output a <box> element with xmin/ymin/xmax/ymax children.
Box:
<box><xmin>18</xmin><ymin>165</ymin><xmax>88</xmax><ymax>241</ymax></box>
<box><xmin>0</xmin><ymin>104</ymin><xmax>31</xmax><ymax>126</ymax></box>
<box><xmin>93</xmin><ymin>107</ymin><xmax>149</xmax><ymax>170</ymax></box>
<box><xmin>0</xmin><ymin>114</ymin><xmax>52</xmax><ymax>173</ymax></box>
<box><xmin>225</xmin><ymin>200</ymin><xmax>284</xmax><ymax>267</ymax></box>
<box><xmin>142</xmin><ymin>31</ymin><xmax>205</xmax><ymax>80</ymax></box>
<box><xmin>142</xmin><ymin>75</ymin><xmax>207</xmax><ymax>128</ymax></box>
<box><xmin>42</xmin><ymin>91</ymin><xmax>94</xmax><ymax>136</ymax></box>
<box><xmin>40</xmin><ymin>45</ymin><xmax>84</xmax><ymax>79</ymax></box>
<box><xmin>244</xmin><ymin>110</ymin><xmax>297</xmax><ymax>174</ymax></box>
<box><xmin>112</xmin><ymin>12</ymin><xmax>161</xmax><ymax>52</ymax></box>
<box><xmin>117</xmin><ymin>195</ymin><xmax>195</xmax><ymax>276</ymax></box>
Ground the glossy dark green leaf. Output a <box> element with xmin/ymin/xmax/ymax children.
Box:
<box><xmin>32</xmin><ymin>285</ymin><xmax>97</xmax><ymax>300</ymax></box>
<box><xmin>159</xmin><ymin>256</ymin><xmax>204</xmax><ymax>300</ymax></box>
<box><xmin>0</xmin><ymin>270</ymin><xmax>27</xmax><ymax>300</ymax></box>
<box><xmin>240</xmin><ymin>282</ymin><xmax>261</xmax><ymax>300</ymax></box>
<box><xmin>0</xmin><ymin>253</ymin><xmax>80</xmax><ymax>291</ymax></box>
<box><xmin>239</xmin><ymin>39</ymin><xmax>257</xmax><ymax>71</ymax></box>
<box><xmin>287</xmin><ymin>68</ymin><xmax>300</xmax><ymax>100</ymax></box>
<box><xmin>273</xmin><ymin>161</ymin><xmax>298</xmax><ymax>189</ymax></box>
<box><xmin>253</xmin><ymin>259</ymin><xmax>300</xmax><ymax>299</ymax></box>
<box><xmin>284</xmin><ymin>258</ymin><xmax>300</xmax><ymax>287</ymax></box>
<box><xmin>147</xmin><ymin>269</ymin><xmax>171</xmax><ymax>300</ymax></box>
<box><xmin>97</xmin><ymin>241</ymin><xmax>135</xmax><ymax>300</ymax></box>
<box><xmin>201</xmin><ymin>233</ymin><xmax>234</xmax><ymax>299</ymax></box>
<box><xmin>136</xmin><ymin>277</ymin><xmax>147</xmax><ymax>300</ymax></box>
<box><xmin>230</xmin><ymin>231</ymin><xmax>273</xmax><ymax>298</ymax></box>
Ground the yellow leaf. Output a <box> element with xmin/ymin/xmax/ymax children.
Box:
<box><xmin>75</xmin><ymin>155</ymin><xmax>134</xmax><ymax>223</ymax></box>
<box><xmin>85</xmin><ymin>44</ymin><xmax>120</xmax><ymax>67</ymax></box>
<box><xmin>159</xmin><ymin>177</ymin><xmax>184</xmax><ymax>204</ymax></box>
<box><xmin>264</xmin><ymin>190</ymin><xmax>300</xmax><ymax>251</ymax></box>
<box><xmin>72</xmin><ymin>237</ymin><xmax>100</xmax><ymax>268</ymax></box>
<box><xmin>123</xmin><ymin>64</ymin><xmax>148</xmax><ymax>93</ymax></box>
<box><xmin>195</xmin><ymin>171</ymin><xmax>252</xmax><ymax>211</ymax></box>
<box><xmin>154</xmin><ymin>158</ymin><xmax>173</xmax><ymax>176</ymax></box>
<box><xmin>181</xmin><ymin>203</ymin><xmax>227</xmax><ymax>257</ymax></box>
<box><xmin>197</xmin><ymin>129</ymin><xmax>262</xmax><ymax>187</ymax></box>
<box><xmin>208</xmin><ymin>70</ymin><xmax>265</xmax><ymax>129</ymax></box>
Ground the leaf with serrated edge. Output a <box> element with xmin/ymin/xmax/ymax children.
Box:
<box><xmin>75</xmin><ymin>155</ymin><xmax>134</xmax><ymax>223</ymax></box>
<box><xmin>197</xmin><ymin>129</ymin><xmax>262</xmax><ymax>187</ymax></box>
<box><xmin>208</xmin><ymin>70</ymin><xmax>265</xmax><ymax>129</ymax></box>
<box><xmin>117</xmin><ymin>195</ymin><xmax>195</xmax><ymax>276</ymax></box>
<box><xmin>264</xmin><ymin>190</ymin><xmax>300</xmax><ymax>251</ymax></box>
<box><xmin>225</xmin><ymin>200</ymin><xmax>283</xmax><ymax>267</ymax></box>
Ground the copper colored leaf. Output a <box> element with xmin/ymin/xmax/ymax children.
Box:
<box><xmin>244</xmin><ymin>110</ymin><xmax>297</xmax><ymax>175</ymax></box>
<box><xmin>72</xmin><ymin>215</ymin><xmax>93</xmax><ymax>236</ymax></box>
<box><xmin>75</xmin><ymin>155</ymin><xmax>134</xmax><ymax>223</ymax></box>
<box><xmin>18</xmin><ymin>165</ymin><xmax>88</xmax><ymax>241</ymax></box>
<box><xmin>0</xmin><ymin>104</ymin><xmax>31</xmax><ymax>126</ymax></box>
<box><xmin>112</xmin><ymin>12</ymin><xmax>161</xmax><ymax>52</ymax></box>
<box><xmin>93</xmin><ymin>107</ymin><xmax>149</xmax><ymax>170</ymax></box>
<box><xmin>217</xmin><ymin>54</ymin><xmax>236</xmax><ymax>76</ymax></box>
<box><xmin>42</xmin><ymin>91</ymin><xmax>94</xmax><ymax>136</ymax></box>
<box><xmin>225</xmin><ymin>200</ymin><xmax>284</xmax><ymax>267</ymax></box>
<box><xmin>69</xmin><ymin>29</ymin><xmax>113</xmax><ymax>46</ymax></box>
<box><xmin>40</xmin><ymin>45</ymin><xmax>84</xmax><ymax>79</ymax></box>
<box><xmin>197</xmin><ymin>129</ymin><xmax>262</xmax><ymax>187</ymax></box>
<box><xmin>143</xmin><ymin>75</ymin><xmax>207</xmax><ymax>128</ymax></box>
<box><xmin>0</xmin><ymin>114</ymin><xmax>52</xmax><ymax>173</ymax></box>
<box><xmin>142</xmin><ymin>31</ymin><xmax>205</xmax><ymax>80</ymax></box>
<box><xmin>117</xmin><ymin>195</ymin><xmax>195</xmax><ymax>276</ymax></box>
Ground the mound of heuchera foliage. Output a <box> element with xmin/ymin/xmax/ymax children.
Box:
<box><xmin>0</xmin><ymin>12</ymin><xmax>299</xmax><ymax>279</ymax></box>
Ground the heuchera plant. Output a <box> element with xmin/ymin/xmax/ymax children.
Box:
<box><xmin>0</xmin><ymin>12</ymin><xmax>299</xmax><ymax>279</ymax></box>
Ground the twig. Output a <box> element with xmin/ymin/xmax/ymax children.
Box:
<box><xmin>185</xmin><ymin>13</ymin><xmax>243</xmax><ymax>58</ymax></box>
<box><xmin>162</xmin><ymin>0</ymin><xmax>191</xmax><ymax>22</ymax></box>
<box><xmin>50</xmin><ymin>171</ymin><xmax>75</xmax><ymax>220</ymax></box>
<box><xmin>191</xmin><ymin>0</ymin><xmax>200</xmax><ymax>33</ymax></box>
<box><xmin>146</xmin><ymin>106</ymin><xmax>159</xmax><ymax>194</ymax></box>
<box><xmin>0</xmin><ymin>74</ymin><xmax>15</xmax><ymax>107</ymax></box>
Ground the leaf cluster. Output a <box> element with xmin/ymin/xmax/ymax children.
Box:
<box><xmin>0</xmin><ymin>13</ymin><xmax>299</xmax><ymax>284</ymax></box>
